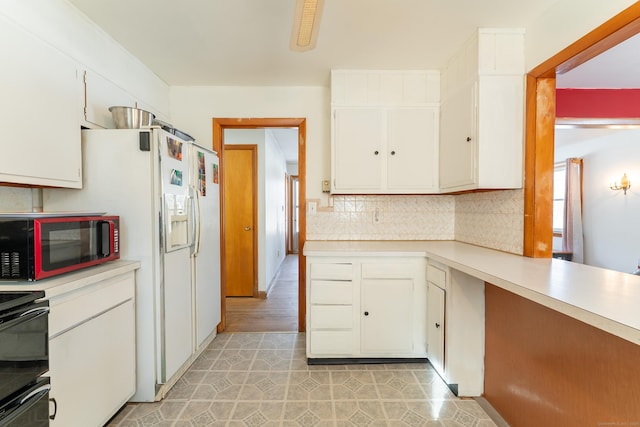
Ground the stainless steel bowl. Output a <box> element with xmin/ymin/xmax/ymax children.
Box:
<box><xmin>109</xmin><ymin>106</ymin><xmax>155</xmax><ymax>129</ymax></box>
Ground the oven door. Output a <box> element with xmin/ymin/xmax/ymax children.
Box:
<box><xmin>34</xmin><ymin>217</ymin><xmax>117</xmax><ymax>280</ymax></box>
<box><xmin>0</xmin><ymin>293</ymin><xmax>49</xmax><ymax>400</ymax></box>
<box><xmin>0</xmin><ymin>377</ymin><xmax>50</xmax><ymax>427</ymax></box>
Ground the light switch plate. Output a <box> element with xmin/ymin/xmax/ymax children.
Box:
<box><xmin>322</xmin><ymin>180</ymin><xmax>330</xmax><ymax>193</ymax></box>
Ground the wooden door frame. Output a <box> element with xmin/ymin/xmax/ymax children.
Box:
<box><xmin>213</xmin><ymin>118</ymin><xmax>307</xmax><ymax>332</ymax></box>
<box><xmin>223</xmin><ymin>144</ymin><xmax>259</xmax><ymax>297</ymax></box>
<box><xmin>288</xmin><ymin>174</ymin><xmax>299</xmax><ymax>255</ymax></box>
<box><xmin>524</xmin><ymin>2</ymin><xmax>640</xmax><ymax>257</ymax></box>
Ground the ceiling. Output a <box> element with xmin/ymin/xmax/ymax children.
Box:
<box><xmin>557</xmin><ymin>32</ymin><xmax>640</xmax><ymax>89</ymax></box>
<box><xmin>69</xmin><ymin>0</ymin><xmax>563</xmax><ymax>87</ymax></box>
<box><xmin>68</xmin><ymin>0</ymin><xmax>640</xmax><ymax>158</ymax></box>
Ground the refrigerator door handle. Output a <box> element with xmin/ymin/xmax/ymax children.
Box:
<box><xmin>190</xmin><ymin>185</ymin><xmax>201</xmax><ymax>256</ymax></box>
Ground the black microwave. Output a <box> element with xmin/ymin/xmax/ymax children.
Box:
<box><xmin>0</xmin><ymin>214</ymin><xmax>120</xmax><ymax>281</ymax></box>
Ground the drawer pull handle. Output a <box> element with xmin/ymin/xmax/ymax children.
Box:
<box><xmin>364</xmin><ymin>311</ymin><xmax>369</xmax><ymax>316</ymax></box>
<box><xmin>435</xmin><ymin>323</ymin><xmax>440</xmax><ymax>328</ymax></box>
<box><xmin>374</xmin><ymin>151</ymin><xmax>379</xmax><ymax>155</ymax></box>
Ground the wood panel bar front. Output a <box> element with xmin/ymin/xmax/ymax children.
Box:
<box><xmin>485</xmin><ymin>284</ymin><xmax>640</xmax><ymax>426</ymax></box>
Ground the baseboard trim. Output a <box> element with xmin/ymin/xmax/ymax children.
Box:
<box><xmin>307</xmin><ymin>357</ymin><xmax>428</xmax><ymax>365</ymax></box>
<box><xmin>474</xmin><ymin>397</ymin><xmax>511</xmax><ymax>427</ymax></box>
<box><xmin>257</xmin><ymin>290</ymin><xmax>267</xmax><ymax>299</ymax></box>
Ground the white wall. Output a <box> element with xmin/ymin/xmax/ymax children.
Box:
<box><xmin>265</xmin><ymin>130</ymin><xmax>288</xmax><ymax>288</ymax></box>
<box><xmin>555</xmin><ymin>128</ymin><xmax>640</xmax><ymax>273</ymax></box>
<box><xmin>225</xmin><ymin>129</ymin><xmax>287</xmax><ymax>293</ymax></box>
<box><xmin>169</xmin><ymin>86</ymin><xmax>330</xmax><ymax>203</ymax></box>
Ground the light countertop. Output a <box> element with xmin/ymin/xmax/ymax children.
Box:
<box><xmin>0</xmin><ymin>260</ymin><xmax>141</xmax><ymax>299</ymax></box>
<box><xmin>303</xmin><ymin>240</ymin><xmax>640</xmax><ymax>346</ymax></box>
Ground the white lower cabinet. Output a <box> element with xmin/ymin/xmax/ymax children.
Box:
<box><xmin>48</xmin><ymin>270</ymin><xmax>136</xmax><ymax>427</ymax></box>
<box><xmin>426</xmin><ymin>260</ymin><xmax>485</xmax><ymax>396</ymax></box>
<box><xmin>427</xmin><ymin>282</ymin><xmax>445</xmax><ymax>375</ymax></box>
<box><xmin>306</xmin><ymin>256</ymin><xmax>426</xmax><ymax>359</ymax></box>
<box><xmin>361</xmin><ymin>279</ymin><xmax>414</xmax><ymax>354</ymax></box>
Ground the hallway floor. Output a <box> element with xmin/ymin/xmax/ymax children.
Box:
<box><xmin>225</xmin><ymin>254</ymin><xmax>299</xmax><ymax>332</ymax></box>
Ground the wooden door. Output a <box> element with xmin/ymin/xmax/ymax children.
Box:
<box><xmin>223</xmin><ymin>145</ymin><xmax>257</xmax><ymax>297</ymax></box>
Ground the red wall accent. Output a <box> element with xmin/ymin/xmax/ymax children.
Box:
<box><xmin>556</xmin><ymin>88</ymin><xmax>640</xmax><ymax>118</ymax></box>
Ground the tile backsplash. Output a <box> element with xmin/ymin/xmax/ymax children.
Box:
<box><xmin>0</xmin><ymin>187</ymin><xmax>36</xmax><ymax>212</ymax></box>
<box><xmin>454</xmin><ymin>189</ymin><xmax>524</xmax><ymax>255</ymax></box>
<box><xmin>307</xmin><ymin>195</ymin><xmax>456</xmax><ymax>241</ymax></box>
<box><xmin>306</xmin><ymin>190</ymin><xmax>525</xmax><ymax>255</ymax></box>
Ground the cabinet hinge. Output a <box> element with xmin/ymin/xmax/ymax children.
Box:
<box><xmin>82</xmin><ymin>70</ymin><xmax>88</xmax><ymax>119</ymax></box>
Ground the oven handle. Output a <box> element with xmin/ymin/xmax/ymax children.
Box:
<box><xmin>0</xmin><ymin>306</ymin><xmax>49</xmax><ymax>333</ymax></box>
<box><xmin>19</xmin><ymin>384</ymin><xmax>51</xmax><ymax>405</ymax></box>
<box><xmin>19</xmin><ymin>307</ymin><xmax>50</xmax><ymax>318</ymax></box>
<box><xmin>0</xmin><ymin>383</ymin><xmax>51</xmax><ymax>424</ymax></box>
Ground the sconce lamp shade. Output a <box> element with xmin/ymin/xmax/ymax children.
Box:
<box><xmin>290</xmin><ymin>0</ymin><xmax>324</xmax><ymax>51</ymax></box>
<box><xmin>610</xmin><ymin>172</ymin><xmax>631</xmax><ymax>194</ymax></box>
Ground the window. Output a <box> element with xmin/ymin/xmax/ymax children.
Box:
<box><xmin>552</xmin><ymin>163</ymin><xmax>566</xmax><ymax>235</ymax></box>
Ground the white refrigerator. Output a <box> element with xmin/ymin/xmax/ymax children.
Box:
<box><xmin>43</xmin><ymin>128</ymin><xmax>221</xmax><ymax>402</ymax></box>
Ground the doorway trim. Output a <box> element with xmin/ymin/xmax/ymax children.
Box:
<box><xmin>213</xmin><ymin>118</ymin><xmax>307</xmax><ymax>332</ymax></box>
<box><xmin>524</xmin><ymin>2</ymin><xmax>640</xmax><ymax>257</ymax></box>
<box><xmin>288</xmin><ymin>175</ymin><xmax>299</xmax><ymax>255</ymax></box>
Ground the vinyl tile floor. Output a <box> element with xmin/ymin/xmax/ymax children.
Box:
<box><xmin>107</xmin><ymin>332</ymin><xmax>498</xmax><ymax>426</ymax></box>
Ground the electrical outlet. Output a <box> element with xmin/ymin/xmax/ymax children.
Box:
<box><xmin>322</xmin><ymin>180</ymin><xmax>330</xmax><ymax>193</ymax></box>
<box><xmin>308</xmin><ymin>201</ymin><xmax>317</xmax><ymax>215</ymax></box>
<box><xmin>373</xmin><ymin>207</ymin><xmax>382</xmax><ymax>224</ymax></box>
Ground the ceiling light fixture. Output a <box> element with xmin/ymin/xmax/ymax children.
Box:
<box><xmin>290</xmin><ymin>0</ymin><xmax>324</xmax><ymax>52</ymax></box>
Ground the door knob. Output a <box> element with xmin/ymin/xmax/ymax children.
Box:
<box><xmin>374</xmin><ymin>151</ymin><xmax>379</xmax><ymax>155</ymax></box>
<box><xmin>435</xmin><ymin>323</ymin><xmax>440</xmax><ymax>328</ymax></box>
<box><xmin>364</xmin><ymin>311</ymin><xmax>369</xmax><ymax>316</ymax></box>
<box><xmin>244</xmin><ymin>226</ymin><xmax>252</xmax><ymax>231</ymax></box>
<box><xmin>390</xmin><ymin>151</ymin><xmax>396</xmax><ymax>155</ymax></box>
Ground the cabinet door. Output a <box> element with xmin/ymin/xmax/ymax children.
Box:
<box><xmin>361</xmin><ymin>279</ymin><xmax>414</xmax><ymax>354</ymax></box>
<box><xmin>427</xmin><ymin>283</ymin><xmax>445</xmax><ymax>375</ymax></box>
<box><xmin>83</xmin><ymin>69</ymin><xmax>136</xmax><ymax>129</ymax></box>
<box><xmin>50</xmin><ymin>300</ymin><xmax>135</xmax><ymax>427</ymax></box>
<box><xmin>387</xmin><ymin>108</ymin><xmax>438</xmax><ymax>191</ymax></box>
<box><xmin>332</xmin><ymin>108</ymin><xmax>385</xmax><ymax>192</ymax></box>
<box><xmin>0</xmin><ymin>15</ymin><xmax>81</xmax><ymax>188</ymax></box>
<box><xmin>439</xmin><ymin>82</ymin><xmax>477</xmax><ymax>191</ymax></box>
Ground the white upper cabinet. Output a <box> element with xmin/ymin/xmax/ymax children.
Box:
<box><xmin>82</xmin><ymin>69</ymin><xmax>137</xmax><ymax>129</ymax></box>
<box><xmin>439</xmin><ymin>29</ymin><xmax>525</xmax><ymax>192</ymax></box>
<box><xmin>331</xmin><ymin>70</ymin><xmax>440</xmax><ymax>194</ymax></box>
<box><xmin>0</xmin><ymin>14</ymin><xmax>82</xmax><ymax>188</ymax></box>
<box><xmin>0</xmin><ymin>16</ymin><xmax>82</xmax><ymax>188</ymax></box>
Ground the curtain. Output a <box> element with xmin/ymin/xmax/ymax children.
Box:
<box><xmin>562</xmin><ymin>158</ymin><xmax>584</xmax><ymax>263</ymax></box>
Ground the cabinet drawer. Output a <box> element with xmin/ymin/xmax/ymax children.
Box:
<box><xmin>48</xmin><ymin>272</ymin><xmax>135</xmax><ymax>338</ymax></box>
<box><xmin>427</xmin><ymin>264</ymin><xmax>447</xmax><ymax>288</ymax></box>
<box><xmin>361</xmin><ymin>262</ymin><xmax>417</xmax><ymax>279</ymax></box>
<box><xmin>310</xmin><ymin>280</ymin><xmax>353</xmax><ymax>304</ymax></box>
<box><xmin>310</xmin><ymin>331</ymin><xmax>354</xmax><ymax>355</ymax></box>
<box><xmin>310</xmin><ymin>306</ymin><xmax>353</xmax><ymax>329</ymax></box>
<box><xmin>309</xmin><ymin>263</ymin><xmax>353</xmax><ymax>280</ymax></box>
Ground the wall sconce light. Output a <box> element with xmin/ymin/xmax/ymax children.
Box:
<box><xmin>610</xmin><ymin>172</ymin><xmax>631</xmax><ymax>194</ymax></box>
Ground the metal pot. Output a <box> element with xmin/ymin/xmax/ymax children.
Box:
<box><xmin>109</xmin><ymin>106</ymin><xmax>155</xmax><ymax>129</ymax></box>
